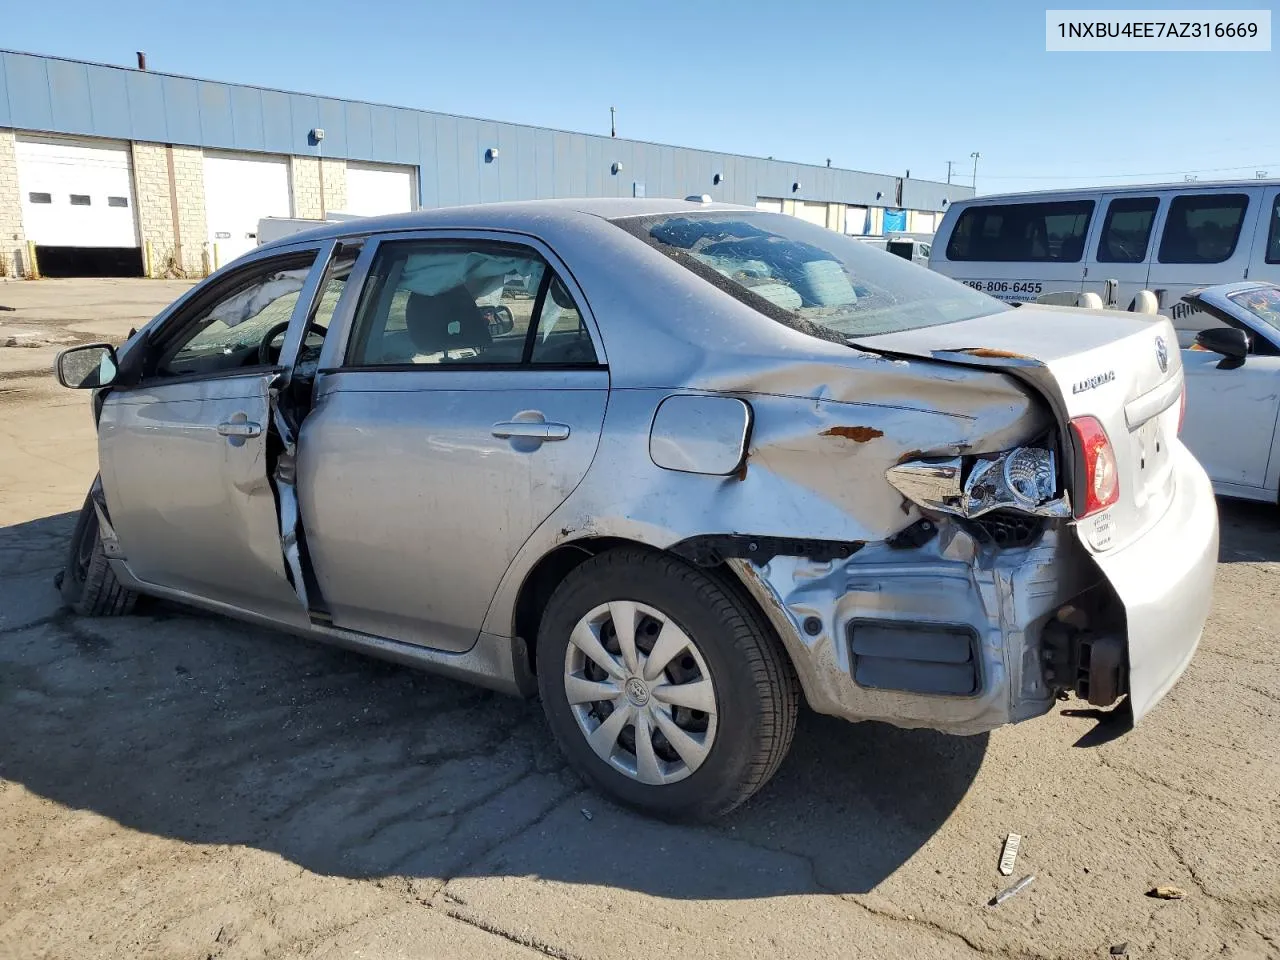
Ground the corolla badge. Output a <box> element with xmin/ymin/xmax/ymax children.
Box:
<box><xmin>1155</xmin><ymin>335</ymin><xmax>1169</xmax><ymax>374</ymax></box>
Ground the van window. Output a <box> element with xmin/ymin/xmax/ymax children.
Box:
<box><xmin>945</xmin><ymin>200</ymin><xmax>1094</xmax><ymax>262</ymax></box>
<box><xmin>1157</xmin><ymin>194</ymin><xmax>1249</xmax><ymax>264</ymax></box>
<box><xmin>1266</xmin><ymin>195</ymin><xmax>1280</xmax><ymax>264</ymax></box>
<box><xmin>1097</xmin><ymin>197</ymin><xmax>1158</xmax><ymax>263</ymax></box>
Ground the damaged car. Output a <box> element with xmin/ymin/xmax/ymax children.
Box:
<box><xmin>54</xmin><ymin>199</ymin><xmax>1218</xmax><ymax>819</ymax></box>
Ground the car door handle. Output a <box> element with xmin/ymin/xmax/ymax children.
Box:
<box><xmin>217</xmin><ymin>420</ymin><xmax>262</xmax><ymax>438</ymax></box>
<box><xmin>491</xmin><ymin>421</ymin><xmax>570</xmax><ymax>441</ymax></box>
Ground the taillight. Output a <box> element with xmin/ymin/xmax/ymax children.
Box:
<box><xmin>1178</xmin><ymin>388</ymin><xmax>1187</xmax><ymax>435</ymax></box>
<box><xmin>1070</xmin><ymin>416</ymin><xmax>1119</xmax><ymax>517</ymax></box>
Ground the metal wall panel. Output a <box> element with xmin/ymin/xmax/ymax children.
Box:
<box><xmin>345</xmin><ymin>101</ymin><xmax>373</xmax><ymax>160</ymax></box>
<box><xmin>4</xmin><ymin>52</ymin><xmax>970</xmax><ymax>214</ymax></box>
<box><xmin>197</xmin><ymin>82</ymin><xmax>235</xmax><ymax>147</ymax></box>
<box><xmin>230</xmin><ymin>84</ymin><xmax>265</xmax><ymax>151</ymax></box>
<box><xmin>86</xmin><ymin>64</ymin><xmax>130</xmax><ymax>139</ymax></box>
<box><xmin>260</xmin><ymin>89</ymin><xmax>294</xmax><ymax>154</ymax></box>
<box><xmin>162</xmin><ymin>76</ymin><xmax>202</xmax><ymax>146</ymax></box>
<box><xmin>4</xmin><ymin>53</ymin><xmax>54</xmax><ymax>132</ymax></box>
<box><xmin>47</xmin><ymin>59</ymin><xmax>93</xmax><ymax>134</ymax></box>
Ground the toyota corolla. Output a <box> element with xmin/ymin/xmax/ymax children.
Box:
<box><xmin>54</xmin><ymin>199</ymin><xmax>1218</xmax><ymax>819</ymax></box>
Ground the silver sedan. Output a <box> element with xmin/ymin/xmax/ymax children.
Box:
<box><xmin>55</xmin><ymin>199</ymin><xmax>1218</xmax><ymax>819</ymax></box>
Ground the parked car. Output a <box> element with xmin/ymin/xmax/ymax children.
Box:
<box><xmin>1179</xmin><ymin>280</ymin><xmax>1280</xmax><ymax>501</ymax></box>
<box><xmin>54</xmin><ymin>199</ymin><xmax>1217</xmax><ymax>819</ymax></box>
<box><xmin>929</xmin><ymin>180</ymin><xmax>1280</xmax><ymax>344</ymax></box>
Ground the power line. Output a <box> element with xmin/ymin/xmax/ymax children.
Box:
<box><xmin>979</xmin><ymin>161</ymin><xmax>1280</xmax><ymax>182</ymax></box>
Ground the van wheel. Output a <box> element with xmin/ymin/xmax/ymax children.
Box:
<box><xmin>536</xmin><ymin>548</ymin><xmax>798</xmax><ymax>820</ymax></box>
<box><xmin>60</xmin><ymin>492</ymin><xmax>138</xmax><ymax>617</ymax></box>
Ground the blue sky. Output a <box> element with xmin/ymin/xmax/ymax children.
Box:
<box><xmin>4</xmin><ymin>0</ymin><xmax>1277</xmax><ymax>194</ymax></box>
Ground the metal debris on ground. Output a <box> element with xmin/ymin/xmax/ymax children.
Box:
<box><xmin>998</xmin><ymin>833</ymin><xmax>1022</xmax><ymax>876</ymax></box>
<box><xmin>1147</xmin><ymin>885</ymin><xmax>1187</xmax><ymax>900</ymax></box>
<box><xmin>988</xmin><ymin>874</ymin><xmax>1035</xmax><ymax>907</ymax></box>
<box><xmin>1110</xmin><ymin>944</ymin><xmax>1129</xmax><ymax>956</ymax></box>
<box><xmin>581</xmin><ymin>808</ymin><xmax>593</xmax><ymax>821</ymax></box>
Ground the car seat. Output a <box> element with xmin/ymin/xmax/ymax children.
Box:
<box><xmin>404</xmin><ymin>286</ymin><xmax>491</xmax><ymax>359</ymax></box>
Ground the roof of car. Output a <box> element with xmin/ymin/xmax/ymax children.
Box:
<box><xmin>951</xmin><ymin>178</ymin><xmax>1280</xmax><ymax>205</ymax></box>
<box><xmin>259</xmin><ymin>197</ymin><xmax>752</xmax><ymax>250</ymax></box>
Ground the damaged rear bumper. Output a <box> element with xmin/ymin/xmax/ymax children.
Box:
<box><xmin>730</xmin><ymin>443</ymin><xmax>1216</xmax><ymax>735</ymax></box>
<box><xmin>1086</xmin><ymin>443</ymin><xmax>1217</xmax><ymax>721</ymax></box>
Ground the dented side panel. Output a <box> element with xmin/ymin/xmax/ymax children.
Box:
<box><xmin>482</xmin><ymin>355</ymin><xmax>1052</xmax><ymax>640</ymax></box>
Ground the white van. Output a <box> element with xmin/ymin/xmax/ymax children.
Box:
<box><xmin>930</xmin><ymin>180</ymin><xmax>1280</xmax><ymax>344</ymax></box>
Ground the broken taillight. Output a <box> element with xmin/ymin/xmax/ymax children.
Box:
<box><xmin>1070</xmin><ymin>416</ymin><xmax>1119</xmax><ymax>517</ymax></box>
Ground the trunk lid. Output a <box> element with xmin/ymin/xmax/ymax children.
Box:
<box><xmin>854</xmin><ymin>304</ymin><xmax>1184</xmax><ymax>554</ymax></box>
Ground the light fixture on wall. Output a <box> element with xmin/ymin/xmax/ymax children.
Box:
<box><xmin>611</xmin><ymin>161</ymin><xmax>623</xmax><ymax>175</ymax></box>
<box><xmin>875</xmin><ymin>190</ymin><xmax>884</xmax><ymax>200</ymax></box>
<box><xmin>713</xmin><ymin>172</ymin><xmax>724</xmax><ymax>185</ymax></box>
<box><xmin>485</xmin><ymin>147</ymin><xmax>500</xmax><ymax>162</ymax></box>
<box><xmin>792</xmin><ymin>181</ymin><xmax>801</xmax><ymax>192</ymax></box>
<box><xmin>309</xmin><ymin>128</ymin><xmax>325</xmax><ymax>145</ymax></box>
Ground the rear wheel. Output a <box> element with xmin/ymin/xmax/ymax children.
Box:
<box><xmin>536</xmin><ymin>548</ymin><xmax>798</xmax><ymax>820</ymax></box>
<box><xmin>59</xmin><ymin>491</ymin><xmax>138</xmax><ymax>616</ymax></box>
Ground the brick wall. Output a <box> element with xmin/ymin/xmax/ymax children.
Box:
<box><xmin>0</xmin><ymin>129</ymin><xmax>27</xmax><ymax>278</ymax></box>
<box><xmin>131</xmin><ymin>142</ymin><xmax>208</xmax><ymax>277</ymax></box>
<box><xmin>289</xmin><ymin>156</ymin><xmax>347</xmax><ymax>219</ymax></box>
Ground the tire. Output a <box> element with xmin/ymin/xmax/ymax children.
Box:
<box><xmin>536</xmin><ymin>547</ymin><xmax>799</xmax><ymax>820</ymax></box>
<box><xmin>59</xmin><ymin>491</ymin><xmax>138</xmax><ymax>617</ymax></box>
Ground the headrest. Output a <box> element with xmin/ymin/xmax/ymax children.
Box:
<box><xmin>404</xmin><ymin>287</ymin><xmax>491</xmax><ymax>356</ymax></box>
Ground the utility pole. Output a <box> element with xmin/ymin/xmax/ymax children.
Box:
<box><xmin>970</xmin><ymin>152</ymin><xmax>981</xmax><ymax>191</ymax></box>
<box><xmin>610</xmin><ymin>107</ymin><xmax>616</xmax><ymax>138</ymax></box>
<box><xmin>946</xmin><ymin>160</ymin><xmax>954</xmax><ymax>185</ymax></box>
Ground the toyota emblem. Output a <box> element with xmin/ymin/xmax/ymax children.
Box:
<box><xmin>1155</xmin><ymin>335</ymin><xmax>1169</xmax><ymax>374</ymax></box>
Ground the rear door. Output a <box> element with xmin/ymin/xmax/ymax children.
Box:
<box><xmin>298</xmin><ymin>232</ymin><xmax>609</xmax><ymax>652</ymax></box>
<box><xmin>1146</xmin><ymin>188</ymin><xmax>1261</xmax><ymax>344</ymax></box>
<box><xmin>99</xmin><ymin>242</ymin><xmax>333</xmax><ymax>624</ymax></box>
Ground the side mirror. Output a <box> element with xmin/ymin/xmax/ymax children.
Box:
<box><xmin>55</xmin><ymin>343</ymin><xmax>119</xmax><ymax>389</ymax></box>
<box><xmin>483</xmin><ymin>306</ymin><xmax>515</xmax><ymax>338</ymax></box>
<box><xmin>1194</xmin><ymin>327</ymin><xmax>1249</xmax><ymax>368</ymax></box>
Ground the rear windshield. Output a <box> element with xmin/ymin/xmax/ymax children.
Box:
<box><xmin>612</xmin><ymin>212</ymin><xmax>1007</xmax><ymax>339</ymax></box>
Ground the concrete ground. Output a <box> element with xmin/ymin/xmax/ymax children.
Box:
<box><xmin>0</xmin><ymin>279</ymin><xmax>1277</xmax><ymax>960</ymax></box>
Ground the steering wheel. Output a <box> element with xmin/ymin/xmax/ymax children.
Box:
<box><xmin>258</xmin><ymin>321</ymin><xmax>327</xmax><ymax>365</ymax></box>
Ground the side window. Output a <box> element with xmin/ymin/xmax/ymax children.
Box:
<box><xmin>154</xmin><ymin>252</ymin><xmax>317</xmax><ymax>379</ymax></box>
<box><xmin>1158</xmin><ymin>194</ymin><xmax>1249</xmax><ymax>264</ymax></box>
<box><xmin>1266</xmin><ymin>195</ymin><xmax>1280</xmax><ymax>264</ymax></box>
<box><xmin>1097</xmin><ymin>197</ymin><xmax>1158</xmax><ymax>263</ymax></box>
<box><xmin>348</xmin><ymin>241</ymin><xmax>545</xmax><ymax>367</ymax></box>
<box><xmin>530</xmin><ymin>276</ymin><xmax>598</xmax><ymax>365</ymax></box>
<box><xmin>945</xmin><ymin>200</ymin><xmax>1095</xmax><ymax>262</ymax></box>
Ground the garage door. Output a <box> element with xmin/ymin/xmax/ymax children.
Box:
<box><xmin>16</xmin><ymin>134</ymin><xmax>141</xmax><ymax>276</ymax></box>
<box><xmin>795</xmin><ymin>200</ymin><xmax>831</xmax><ymax>228</ymax></box>
<box><xmin>755</xmin><ymin>197</ymin><xmax>783</xmax><ymax>213</ymax></box>
<box><xmin>204</xmin><ymin>152</ymin><xmax>292</xmax><ymax>265</ymax></box>
<box><xmin>345</xmin><ymin>162</ymin><xmax>417</xmax><ymax>216</ymax></box>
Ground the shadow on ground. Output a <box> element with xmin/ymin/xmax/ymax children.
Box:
<box><xmin>1217</xmin><ymin>498</ymin><xmax>1280</xmax><ymax>563</ymax></box>
<box><xmin>0</xmin><ymin>511</ymin><xmax>987</xmax><ymax>900</ymax></box>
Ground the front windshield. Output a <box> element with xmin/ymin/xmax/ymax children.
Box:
<box><xmin>614</xmin><ymin>211</ymin><xmax>1007</xmax><ymax>339</ymax></box>
<box><xmin>1228</xmin><ymin>286</ymin><xmax>1280</xmax><ymax>336</ymax></box>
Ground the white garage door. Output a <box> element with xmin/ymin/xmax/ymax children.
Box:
<box><xmin>755</xmin><ymin>197</ymin><xmax>783</xmax><ymax>213</ymax></box>
<box><xmin>16</xmin><ymin>135</ymin><xmax>138</xmax><ymax>248</ymax></box>
<box><xmin>204</xmin><ymin>152</ymin><xmax>292</xmax><ymax>264</ymax></box>
<box><xmin>795</xmin><ymin>200</ymin><xmax>831</xmax><ymax>228</ymax></box>
<box><xmin>345</xmin><ymin>162</ymin><xmax>417</xmax><ymax>216</ymax></box>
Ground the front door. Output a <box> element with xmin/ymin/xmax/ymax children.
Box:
<box><xmin>298</xmin><ymin>234</ymin><xmax>609</xmax><ymax>651</ymax></box>
<box><xmin>1181</xmin><ymin>347</ymin><xmax>1280</xmax><ymax>490</ymax></box>
<box><xmin>98</xmin><ymin>245</ymin><xmax>328</xmax><ymax>623</ymax></box>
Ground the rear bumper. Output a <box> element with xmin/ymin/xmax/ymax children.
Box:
<box><xmin>729</xmin><ymin>443</ymin><xmax>1216</xmax><ymax>736</ymax></box>
<box><xmin>1088</xmin><ymin>442</ymin><xmax>1218</xmax><ymax>720</ymax></box>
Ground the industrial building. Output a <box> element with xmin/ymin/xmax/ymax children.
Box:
<box><xmin>0</xmin><ymin>49</ymin><xmax>971</xmax><ymax>279</ymax></box>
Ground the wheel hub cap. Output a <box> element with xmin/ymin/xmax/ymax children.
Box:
<box><xmin>562</xmin><ymin>600</ymin><xmax>719</xmax><ymax>786</ymax></box>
